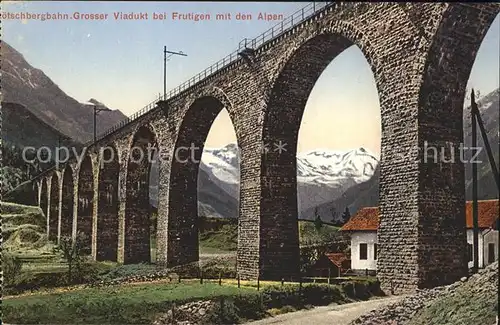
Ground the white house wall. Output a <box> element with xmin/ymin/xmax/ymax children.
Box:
<box><xmin>350</xmin><ymin>231</ymin><xmax>378</xmax><ymax>271</ymax></box>
<box><xmin>467</xmin><ymin>229</ymin><xmax>485</xmax><ymax>268</ymax></box>
<box><xmin>350</xmin><ymin>229</ymin><xmax>498</xmax><ymax>272</ymax></box>
<box><xmin>482</xmin><ymin>229</ymin><xmax>499</xmax><ymax>267</ymax></box>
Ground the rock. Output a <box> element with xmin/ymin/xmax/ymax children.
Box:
<box><xmin>349</xmin><ymin>262</ymin><xmax>498</xmax><ymax>325</ymax></box>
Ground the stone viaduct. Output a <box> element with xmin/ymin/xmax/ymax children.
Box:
<box><xmin>28</xmin><ymin>2</ymin><xmax>499</xmax><ymax>293</ymax></box>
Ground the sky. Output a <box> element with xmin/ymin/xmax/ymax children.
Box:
<box><xmin>2</xmin><ymin>2</ymin><xmax>499</xmax><ymax>157</ymax></box>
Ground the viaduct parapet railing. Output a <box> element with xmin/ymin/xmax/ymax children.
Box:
<box><xmin>91</xmin><ymin>2</ymin><xmax>335</xmax><ymax>143</ymax></box>
<box><xmin>30</xmin><ymin>2</ymin><xmax>339</xmax><ymax>180</ymax></box>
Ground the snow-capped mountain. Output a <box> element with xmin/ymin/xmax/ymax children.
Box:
<box><xmin>199</xmin><ymin>144</ymin><xmax>378</xmax><ymax>187</ymax></box>
<box><xmin>199</xmin><ymin>143</ymin><xmax>241</xmax><ymax>199</ymax></box>
<box><xmin>150</xmin><ymin>144</ymin><xmax>380</xmax><ymax>219</ymax></box>
<box><xmin>297</xmin><ymin>147</ymin><xmax>378</xmax><ymax>184</ymax></box>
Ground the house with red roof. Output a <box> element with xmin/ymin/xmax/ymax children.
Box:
<box><xmin>340</xmin><ymin>199</ymin><xmax>499</xmax><ymax>273</ymax></box>
<box><xmin>310</xmin><ymin>252</ymin><xmax>351</xmax><ymax>277</ymax></box>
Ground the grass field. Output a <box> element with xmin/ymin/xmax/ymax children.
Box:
<box><xmin>2</xmin><ymin>202</ymin><xmax>343</xmax><ymax>298</ymax></box>
<box><xmin>2</xmin><ymin>276</ymin><xmax>381</xmax><ymax>324</ymax></box>
<box><xmin>1</xmin><ymin>202</ymin><xmax>372</xmax><ymax>324</ymax></box>
<box><xmin>2</xmin><ymin>281</ymin><xmax>259</xmax><ymax>324</ymax></box>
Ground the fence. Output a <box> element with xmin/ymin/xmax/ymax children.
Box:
<box><xmin>90</xmin><ymin>2</ymin><xmax>335</xmax><ymax>145</ymax></box>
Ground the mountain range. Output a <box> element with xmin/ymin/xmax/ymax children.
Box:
<box><xmin>149</xmin><ymin>145</ymin><xmax>380</xmax><ymax>222</ymax></box>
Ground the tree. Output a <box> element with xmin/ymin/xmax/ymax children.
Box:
<box><xmin>58</xmin><ymin>231</ymin><xmax>88</xmax><ymax>284</ymax></box>
<box><xmin>341</xmin><ymin>206</ymin><xmax>351</xmax><ymax>224</ymax></box>
<box><xmin>330</xmin><ymin>206</ymin><xmax>337</xmax><ymax>224</ymax></box>
<box><xmin>314</xmin><ymin>207</ymin><xmax>323</xmax><ymax>230</ymax></box>
<box><xmin>300</xmin><ymin>246</ymin><xmax>324</xmax><ymax>275</ymax></box>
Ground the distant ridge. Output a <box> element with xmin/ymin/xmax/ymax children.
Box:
<box><xmin>1</xmin><ymin>41</ymin><xmax>127</xmax><ymax>143</ymax></box>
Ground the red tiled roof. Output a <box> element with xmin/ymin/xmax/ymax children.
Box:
<box><xmin>340</xmin><ymin>207</ymin><xmax>379</xmax><ymax>231</ymax></box>
<box><xmin>340</xmin><ymin>200</ymin><xmax>499</xmax><ymax>231</ymax></box>
<box><xmin>325</xmin><ymin>253</ymin><xmax>348</xmax><ymax>268</ymax></box>
<box><xmin>465</xmin><ymin>199</ymin><xmax>499</xmax><ymax>228</ymax></box>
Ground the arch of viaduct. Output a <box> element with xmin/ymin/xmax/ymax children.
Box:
<box><xmin>30</xmin><ymin>3</ymin><xmax>499</xmax><ymax>293</ymax></box>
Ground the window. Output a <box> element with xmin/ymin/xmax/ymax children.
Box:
<box><xmin>468</xmin><ymin>244</ymin><xmax>473</xmax><ymax>262</ymax></box>
<box><xmin>488</xmin><ymin>243</ymin><xmax>496</xmax><ymax>264</ymax></box>
<box><xmin>359</xmin><ymin>243</ymin><xmax>367</xmax><ymax>260</ymax></box>
<box><xmin>374</xmin><ymin>243</ymin><xmax>378</xmax><ymax>260</ymax></box>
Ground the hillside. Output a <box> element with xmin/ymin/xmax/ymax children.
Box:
<box><xmin>1</xmin><ymin>202</ymin><xmax>53</xmax><ymax>257</ymax></box>
<box><xmin>2</xmin><ymin>102</ymin><xmax>76</xmax><ymax>149</ymax></box>
<box><xmin>1</xmin><ymin>102</ymin><xmax>81</xmax><ymax>193</ymax></box>
<box><xmin>301</xmin><ymin>165</ymin><xmax>380</xmax><ymax>221</ymax></box>
<box><xmin>198</xmin><ymin>216</ymin><xmax>341</xmax><ymax>252</ymax></box>
<box><xmin>351</xmin><ymin>261</ymin><xmax>498</xmax><ymax>325</ymax></box>
<box><xmin>408</xmin><ymin>262</ymin><xmax>498</xmax><ymax>325</ymax></box>
<box><xmin>1</xmin><ymin>41</ymin><xmax>126</xmax><ymax>144</ymax></box>
<box><xmin>1</xmin><ymin>42</ymin><xmax>127</xmax><ymax>194</ymax></box>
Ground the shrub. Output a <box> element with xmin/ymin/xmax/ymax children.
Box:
<box><xmin>262</xmin><ymin>284</ymin><xmax>303</xmax><ymax>309</ymax></box>
<box><xmin>97</xmin><ymin>263</ymin><xmax>156</xmax><ymax>281</ymax></box>
<box><xmin>4</xmin><ymin>271</ymin><xmax>68</xmax><ymax>295</ymax></box>
<box><xmin>2</xmin><ymin>252</ymin><xmax>23</xmax><ymax>286</ymax></box>
<box><xmin>341</xmin><ymin>281</ymin><xmax>355</xmax><ymax>298</ymax></box>
<box><xmin>232</xmin><ymin>293</ymin><xmax>265</xmax><ymax>320</ymax></box>
<box><xmin>262</xmin><ymin>283</ymin><xmax>351</xmax><ymax>310</ymax></box>
<box><xmin>73</xmin><ymin>259</ymin><xmax>105</xmax><ymax>283</ymax></box>
<box><xmin>56</xmin><ymin>232</ymin><xmax>90</xmax><ymax>284</ymax></box>
<box><xmin>207</xmin><ymin>297</ymin><xmax>241</xmax><ymax>324</ymax></box>
<box><xmin>301</xmin><ymin>284</ymin><xmax>344</xmax><ymax>305</ymax></box>
<box><xmin>169</xmin><ymin>262</ymin><xmax>200</xmax><ymax>278</ymax></box>
<box><xmin>201</xmin><ymin>260</ymin><xmax>237</xmax><ymax>279</ymax></box>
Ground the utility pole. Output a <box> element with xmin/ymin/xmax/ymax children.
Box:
<box><xmin>88</xmin><ymin>101</ymin><xmax>111</xmax><ymax>143</ymax></box>
<box><xmin>163</xmin><ymin>45</ymin><xmax>187</xmax><ymax>99</ymax></box>
<box><xmin>470</xmin><ymin>89</ymin><xmax>500</xmax><ymax>272</ymax></box>
<box><xmin>471</xmin><ymin>89</ymin><xmax>479</xmax><ymax>273</ymax></box>
<box><xmin>471</xmin><ymin>92</ymin><xmax>500</xmax><ymax>190</ymax></box>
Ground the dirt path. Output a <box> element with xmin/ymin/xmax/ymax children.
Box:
<box><xmin>245</xmin><ymin>296</ymin><xmax>405</xmax><ymax>325</ymax></box>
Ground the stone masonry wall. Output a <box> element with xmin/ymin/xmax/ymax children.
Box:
<box><xmin>413</xmin><ymin>3</ymin><xmax>500</xmax><ymax>289</ymax></box>
<box><xmin>124</xmin><ymin>126</ymin><xmax>156</xmax><ymax>264</ymax></box>
<box><xmin>40</xmin><ymin>178</ymin><xmax>48</xmax><ymax>231</ymax></box>
<box><xmin>60</xmin><ymin>166</ymin><xmax>74</xmax><ymax>238</ymax></box>
<box><xmin>33</xmin><ymin>2</ymin><xmax>500</xmax><ymax>292</ymax></box>
<box><xmin>96</xmin><ymin>146</ymin><xmax>120</xmax><ymax>262</ymax></box>
<box><xmin>48</xmin><ymin>172</ymin><xmax>59</xmax><ymax>242</ymax></box>
<box><xmin>77</xmin><ymin>156</ymin><xmax>94</xmax><ymax>253</ymax></box>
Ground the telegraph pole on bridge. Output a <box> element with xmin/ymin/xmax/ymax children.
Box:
<box><xmin>163</xmin><ymin>45</ymin><xmax>187</xmax><ymax>100</ymax></box>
